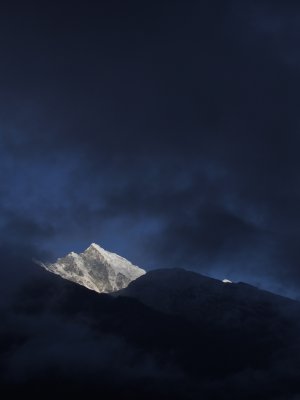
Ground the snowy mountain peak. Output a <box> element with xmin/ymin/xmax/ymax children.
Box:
<box><xmin>38</xmin><ymin>243</ymin><xmax>146</xmax><ymax>293</ymax></box>
<box><xmin>88</xmin><ymin>243</ymin><xmax>104</xmax><ymax>252</ymax></box>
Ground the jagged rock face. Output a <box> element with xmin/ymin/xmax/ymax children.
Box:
<box><xmin>39</xmin><ymin>243</ymin><xmax>146</xmax><ymax>293</ymax></box>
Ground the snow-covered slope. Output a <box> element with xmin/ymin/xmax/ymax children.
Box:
<box><xmin>38</xmin><ymin>243</ymin><xmax>146</xmax><ymax>293</ymax></box>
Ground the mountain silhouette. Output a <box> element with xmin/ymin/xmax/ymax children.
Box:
<box><xmin>1</xmin><ymin>265</ymin><xmax>300</xmax><ymax>399</ymax></box>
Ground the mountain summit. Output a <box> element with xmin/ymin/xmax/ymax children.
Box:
<box><xmin>38</xmin><ymin>243</ymin><xmax>145</xmax><ymax>293</ymax></box>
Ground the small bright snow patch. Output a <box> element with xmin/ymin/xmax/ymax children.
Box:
<box><xmin>222</xmin><ymin>279</ymin><xmax>232</xmax><ymax>284</ymax></box>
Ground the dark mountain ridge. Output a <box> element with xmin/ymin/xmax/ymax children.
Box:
<box><xmin>1</xmin><ymin>267</ymin><xmax>300</xmax><ymax>399</ymax></box>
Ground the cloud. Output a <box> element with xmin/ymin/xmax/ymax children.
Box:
<box><xmin>1</xmin><ymin>2</ymin><xmax>300</xmax><ymax>397</ymax></box>
<box><xmin>1</xmin><ymin>0</ymin><xmax>300</xmax><ymax>298</ymax></box>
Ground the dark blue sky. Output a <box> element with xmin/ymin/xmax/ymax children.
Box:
<box><xmin>1</xmin><ymin>0</ymin><xmax>300</xmax><ymax>298</ymax></box>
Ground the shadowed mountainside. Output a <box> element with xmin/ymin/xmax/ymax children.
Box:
<box><xmin>1</xmin><ymin>267</ymin><xmax>300</xmax><ymax>399</ymax></box>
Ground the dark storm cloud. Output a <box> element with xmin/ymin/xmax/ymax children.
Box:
<box><xmin>1</xmin><ymin>0</ymin><xmax>300</xmax><ymax>297</ymax></box>
<box><xmin>2</xmin><ymin>2</ymin><xmax>300</xmax><ymax>397</ymax></box>
<box><xmin>0</xmin><ymin>242</ymin><xmax>51</xmax><ymax>307</ymax></box>
<box><xmin>3</xmin><ymin>213</ymin><xmax>55</xmax><ymax>242</ymax></box>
